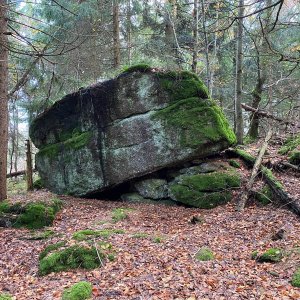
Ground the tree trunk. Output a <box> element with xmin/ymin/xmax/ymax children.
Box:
<box><xmin>200</xmin><ymin>0</ymin><xmax>211</xmax><ymax>94</ymax></box>
<box><xmin>191</xmin><ymin>0</ymin><xmax>198</xmax><ymax>73</ymax></box>
<box><xmin>26</xmin><ymin>140</ymin><xmax>33</xmax><ymax>191</ymax></box>
<box><xmin>234</xmin><ymin>0</ymin><xmax>244</xmax><ymax>144</ymax></box>
<box><xmin>0</xmin><ymin>0</ymin><xmax>8</xmax><ymax>201</ymax></box>
<box><xmin>248</xmin><ymin>0</ymin><xmax>272</xmax><ymax>140</ymax></box>
<box><xmin>126</xmin><ymin>0</ymin><xmax>132</xmax><ymax>65</ymax></box>
<box><xmin>113</xmin><ymin>0</ymin><xmax>121</xmax><ymax>68</ymax></box>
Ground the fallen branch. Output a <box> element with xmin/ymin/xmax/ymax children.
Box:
<box><xmin>241</xmin><ymin>103</ymin><xmax>297</xmax><ymax>126</ymax></box>
<box><xmin>6</xmin><ymin>169</ymin><xmax>37</xmax><ymax>178</ymax></box>
<box><xmin>236</xmin><ymin>129</ymin><xmax>273</xmax><ymax>211</ymax></box>
<box><xmin>227</xmin><ymin>148</ymin><xmax>300</xmax><ymax>217</ymax></box>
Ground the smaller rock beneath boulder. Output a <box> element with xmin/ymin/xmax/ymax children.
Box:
<box><xmin>134</xmin><ymin>178</ymin><xmax>168</xmax><ymax>199</ymax></box>
<box><xmin>121</xmin><ymin>193</ymin><xmax>145</xmax><ymax>203</ymax></box>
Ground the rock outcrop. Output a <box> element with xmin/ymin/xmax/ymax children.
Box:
<box><xmin>30</xmin><ymin>66</ymin><xmax>236</xmax><ymax>200</ymax></box>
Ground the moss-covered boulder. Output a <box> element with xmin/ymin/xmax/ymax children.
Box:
<box><xmin>30</xmin><ymin>65</ymin><xmax>236</xmax><ymax>197</ymax></box>
<box><xmin>62</xmin><ymin>282</ymin><xmax>92</xmax><ymax>300</ymax></box>
<box><xmin>169</xmin><ymin>165</ymin><xmax>241</xmax><ymax>208</ymax></box>
<box><xmin>0</xmin><ymin>198</ymin><xmax>62</xmax><ymax>229</ymax></box>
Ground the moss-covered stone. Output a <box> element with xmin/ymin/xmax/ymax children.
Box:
<box><xmin>195</xmin><ymin>247</ymin><xmax>214</xmax><ymax>261</ymax></box>
<box><xmin>157</xmin><ymin>70</ymin><xmax>209</xmax><ymax>100</ymax></box>
<box><xmin>1</xmin><ymin>199</ymin><xmax>62</xmax><ymax>229</ymax></box>
<box><xmin>169</xmin><ymin>170</ymin><xmax>241</xmax><ymax>208</ymax></box>
<box><xmin>72</xmin><ymin>228</ymin><xmax>125</xmax><ymax>241</ymax></box>
<box><xmin>292</xmin><ymin>269</ymin><xmax>300</xmax><ymax>287</ymax></box>
<box><xmin>257</xmin><ymin>248</ymin><xmax>283</xmax><ymax>263</ymax></box>
<box><xmin>278</xmin><ymin>134</ymin><xmax>300</xmax><ymax>155</ymax></box>
<box><xmin>152</xmin><ymin>97</ymin><xmax>236</xmax><ymax>148</ymax></box>
<box><xmin>39</xmin><ymin>245</ymin><xmax>102</xmax><ymax>275</ymax></box>
<box><xmin>122</xmin><ymin>64</ymin><xmax>152</xmax><ymax>73</ymax></box>
<box><xmin>256</xmin><ymin>185</ymin><xmax>272</xmax><ymax>205</ymax></box>
<box><xmin>289</xmin><ymin>151</ymin><xmax>300</xmax><ymax>165</ymax></box>
<box><xmin>61</xmin><ymin>281</ymin><xmax>92</xmax><ymax>300</ymax></box>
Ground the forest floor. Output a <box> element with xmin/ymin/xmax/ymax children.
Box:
<box><xmin>1</xmin><ymin>142</ymin><xmax>300</xmax><ymax>300</ymax></box>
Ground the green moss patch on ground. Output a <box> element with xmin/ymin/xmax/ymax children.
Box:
<box><xmin>152</xmin><ymin>97</ymin><xmax>236</xmax><ymax>148</ymax></box>
<box><xmin>39</xmin><ymin>245</ymin><xmax>103</xmax><ymax>275</ymax></box>
<box><xmin>195</xmin><ymin>247</ymin><xmax>214</xmax><ymax>261</ymax></box>
<box><xmin>61</xmin><ymin>281</ymin><xmax>92</xmax><ymax>300</ymax></box>
<box><xmin>72</xmin><ymin>228</ymin><xmax>125</xmax><ymax>241</ymax></box>
<box><xmin>256</xmin><ymin>248</ymin><xmax>283</xmax><ymax>263</ymax></box>
<box><xmin>0</xmin><ymin>294</ymin><xmax>12</xmax><ymax>300</ymax></box>
<box><xmin>292</xmin><ymin>269</ymin><xmax>300</xmax><ymax>287</ymax></box>
<box><xmin>111</xmin><ymin>208</ymin><xmax>134</xmax><ymax>223</ymax></box>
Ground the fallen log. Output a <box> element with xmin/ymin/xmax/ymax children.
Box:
<box><xmin>241</xmin><ymin>103</ymin><xmax>297</xmax><ymax>126</ymax></box>
<box><xmin>6</xmin><ymin>169</ymin><xmax>37</xmax><ymax>178</ymax></box>
<box><xmin>236</xmin><ymin>129</ymin><xmax>273</xmax><ymax>211</ymax></box>
<box><xmin>226</xmin><ymin>148</ymin><xmax>300</xmax><ymax>217</ymax></box>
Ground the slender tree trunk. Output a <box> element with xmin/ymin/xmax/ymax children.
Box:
<box><xmin>192</xmin><ymin>0</ymin><xmax>198</xmax><ymax>73</ymax></box>
<box><xmin>0</xmin><ymin>0</ymin><xmax>8</xmax><ymax>201</ymax></box>
<box><xmin>248</xmin><ymin>0</ymin><xmax>272</xmax><ymax>140</ymax></box>
<box><xmin>127</xmin><ymin>0</ymin><xmax>132</xmax><ymax>65</ymax></box>
<box><xmin>200</xmin><ymin>0</ymin><xmax>211</xmax><ymax>94</ymax></box>
<box><xmin>113</xmin><ymin>0</ymin><xmax>121</xmax><ymax>68</ymax></box>
<box><xmin>234</xmin><ymin>0</ymin><xmax>244</xmax><ymax>144</ymax></box>
<box><xmin>26</xmin><ymin>140</ymin><xmax>33</xmax><ymax>191</ymax></box>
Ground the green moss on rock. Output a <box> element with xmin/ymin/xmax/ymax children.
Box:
<box><xmin>257</xmin><ymin>248</ymin><xmax>283</xmax><ymax>263</ymax></box>
<box><xmin>158</xmin><ymin>71</ymin><xmax>209</xmax><ymax>100</ymax></box>
<box><xmin>292</xmin><ymin>269</ymin><xmax>300</xmax><ymax>287</ymax></box>
<box><xmin>1</xmin><ymin>199</ymin><xmax>62</xmax><ymax>229</ymax></box>
<box><xmin>152</xmin><ymin>97</ymin><xmax>236</xmax><ymax>148</ymax></box>
<box><xmin>37</xmin><ymin>131</ymin><xmax>92</xmax><ymax>159</ymax></box>
<box><xmin>122</xmin><ymin>64</ymin><xmax>152</xmax><ymax>73</ymax></box>
<box><xmin>39</xmin><ymin>245</ymin><xmax>102</xmax><ymax>275</ymax></box>
<box><xmin>195</xmin><ymin>247</ymin><xmax>214</xmax><ymax>261</ymax></box>
<box><xmin>169</xmin><ymin>170</ymin><xmax>241</xmax><ymax>208</ymax></box>
<box><xmin>62</xmin><ymin>281</ymin><xmax>92</xmax><ymax>300</ymax></box>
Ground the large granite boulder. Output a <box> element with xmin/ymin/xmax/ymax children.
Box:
<box><xmin>30</xmin><ymin>66</ymin><xmax>236</xmax><ymax>197</ymax></box>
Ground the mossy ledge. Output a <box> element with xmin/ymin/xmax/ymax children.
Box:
<box><xmin>152</xmin><ymin>97</ymin><xmax>236</xmax><ymax>148</ymax></box>
<box><xmin>37</xmin><ymin>131</ymin><xmax>92</xmax><ymax>159</ymax></box>
<box><xmin>62</xmin><ymin>281</ymin><xmax>92</xmax><ymax>300</ymax></box>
